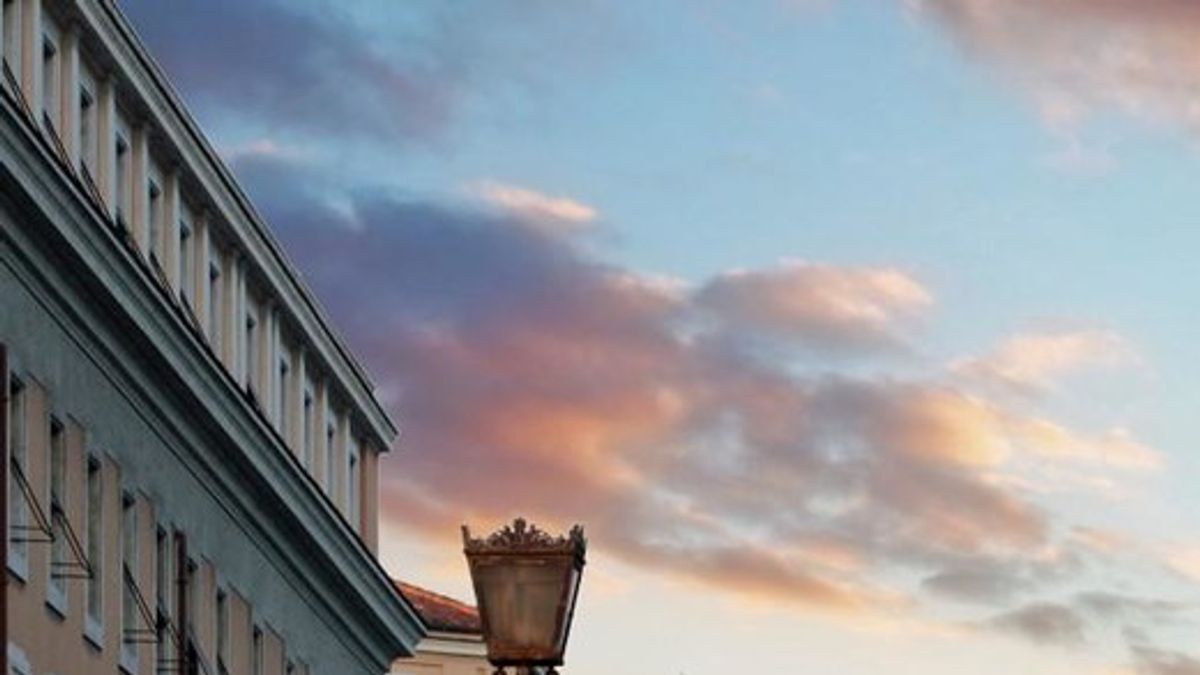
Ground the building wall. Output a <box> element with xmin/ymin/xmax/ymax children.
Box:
<box><xmin>0</xmin><ymin>0</ymin><xmax>424</xmax><ymax>669</ymax></box>
<box><xmin>392</xmin><ymin>636</ymin><xmax>491</xmax><ymax>675</ymax></box>
<box><xmin>0</xmin><ymin>0</ymin><xmax>392</xmax><ymax>552</ymax></box>
<box><xmin>1</xmin><ymin>240</ymin><xmax>390</xmax><ymax>673</ymax></box>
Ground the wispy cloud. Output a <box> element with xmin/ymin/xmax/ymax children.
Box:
<box><xmin>953</xmin><ymin>330</ymin><xmax>1137</xmax><ymax>394</ymax></box>
<box><xmin>468</xmin><ymin>180</ymin><xmax>598</xmax><ymax>232</ymax></box>
<box><xmin>912</xmin><ymin>0</ymin><xmax>1200</xmax><ymax>137</ymax></box>
<box><xmin>696</xmin><ymin>260</ymin><xmax>932</xmax><ymax>352</ymax></box>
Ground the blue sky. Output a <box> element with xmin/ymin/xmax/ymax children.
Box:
<box><xmin>122</xmin><ymin>1</ymin><xmax>1200</xmax><ymax>673</ymax></box>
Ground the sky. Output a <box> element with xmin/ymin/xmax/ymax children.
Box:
<box><xmin>119</xmin><ymin>1</ymin><xmax>1200</xmax><ymax>673</ymax></box>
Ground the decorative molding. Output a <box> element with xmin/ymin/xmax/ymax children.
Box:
<box><xmin>462</xmin><ymin>518</ymin><xmax>586</xmax><ymax>559</ymax></box>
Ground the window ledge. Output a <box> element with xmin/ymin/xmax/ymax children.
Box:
<box><xmin>7</xmin><ymin>550</ymin><xmax>29</xmax><ymax>583</ymax></box>
<box><xmin>119</xmin><ymin>645</ymin><xmax>138</xmax><ymax>675</ymax></box>
<box><xmin>45</xmin><ymin>585</ymin><xmax>68</xmax><ymax>619</ymax></box>
<box><xmin>84</xmin><ymin>617</ymin><xmax>105</xmax><ymax>652</ymax></box>
<box><xmin>8</xmin><ymin>641</ymin><xmax>32</xmax><ymax>675</ymax></box>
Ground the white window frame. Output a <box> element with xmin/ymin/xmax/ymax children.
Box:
<box><xmin>347</xmin><ymin>435</ymin><xmax>360</xmax><ymax>527</ymax></box>
<box><xmin>46</xmin><ymin>415</ymin><xmax>68</xmax><ymax>615</ymax></box>
<box><xmin>40</xmin><ymin>26</ymin><xmax>59</xmax><ymax>132</ymax></box>
<box><xmin>84</xmin><ymin>453</ymin><xmax>104</xmax><ymax>649</ymax></box>
<box><xmin>78</xmin><ymin>63</ymin><xmax>97</xmax><ymax>179</ymax></box>
<box><xmin>120</xmin><ymin>491</ymin><xmax>139</xmax><ymax>674</ymax></box>
<box><xmin>216</xmin><ymin>587</ymin><xmax>229</xmax><ymax>672</ymax></box>
<box><xmin>3</xmin><ymin>0</ymin><xmax>21</xmax><ymax>79</ymax></box>
<box><xmin>114</xmin><ymin>131</ymin><xmax>130</xmax><ymax>227</ymax></box>
<box><xmin>178</xmin><ymin>208</ymin><xmax>194</xmax><ymax>305</ymax></box>
<box><xmin>207</xmin><ymin>248</ymin><xmax>223</xmax><ymax>353</ymax></box>
<box><xmin>7</xmin><ymin>374</ymin><xmax>27</xmax><ymax>580</ymax></box>
<box><xmin>302</xmin><ymin>385</ymin><xmax>314</xmax><ymax>469</ymax></box>
<box><xmin>147</xmin><ymin>176</ymin><xmax>163</xmax><ymax>265</ymax></box>
<box><xmin>7</xmin><ymin>642</ymin><xmax>31</xmax><ymax>675</ymax></box>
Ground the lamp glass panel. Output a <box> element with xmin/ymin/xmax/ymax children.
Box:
<box><xmin>476</xmin><ymin>558</ymin><xmax>570</xmax><ymax>659</ymax></box>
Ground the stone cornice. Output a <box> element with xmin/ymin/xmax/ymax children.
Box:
<box><xmin>73</xmin><ymin>0</ymin><xmax>398</xmax><ymax>451</ymax></box>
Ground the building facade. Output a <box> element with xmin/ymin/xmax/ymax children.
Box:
<box><xmin>392</xmin><ymin>582</ymin><xmax>488</xmax><ymax>675</ymax></box>
<box><xmin>1</xmin><ymin>1</ymin><xmax>423</xmax><ymax>673</ymax></box>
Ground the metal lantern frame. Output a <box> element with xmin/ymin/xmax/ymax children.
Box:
<box><xmin>462</xmin><ymin>518</ymin><xmax>586</xmax><ymax>675</ymax></box>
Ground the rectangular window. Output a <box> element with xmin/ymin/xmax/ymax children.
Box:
<box><xmin>324</xmin><ymin>415</ymin><xmax>336</xmax><ymax>494</ymax></box>
<box><xmin>179</xmin><ymin>212</ymin><xmax>193</xmax><ymax>304</ymax></box>
<box><xmin>348</xmin><ymin>436</ymin><xmax>360</xmax><ymax>527</ymax></box>
<box><xmin>302</xmin><ymin>390</ymin><xmax>314</xmax><ymax>469</ymax></box>
<box><xmin>148</xmin><ymin>179</ymin><xmax>162</xmax><ymax>264</ymax></box>
<box><xmin>155</xmin><ymin>527</ymin><xmax>172</xmax><ymax>667</ymax></box>
<box><xmin>121</xmin><ymin>493</ymin><xmax>138</xmax><ymax>665</ymax></box>
<box><xmin>186</xmin><ymin>559</ymin><xmax>198</xmax><ymax>643</ymax></box>
<box><xmin>85</xmin><ymin>456</ymin><xmax>102</xmax><ymax>628</ymax></box>
<box><xmin>252</xmin><ymin>626</ymin><xmax>263</xmax><ymax>675</ymax></box>
<box><xmin>3</xmin><ymin>0</ymin><xmax>19</xmax><ymax>78</ymax></box>
<box><xmin>114</xmin><ymin>134</ymin><xmax>130</xmax><ymax>227</ymax></box>
<box><xmin>208</xmin><ymin>253</ymin><xmax>223</xmax><ymax>353</ymax></box>
<box><xmin>41</xmin><ymin>31</ymin><xmax>58</xmax><ymax>131</ymax></box>
<box><xmin>7</xmin><ymin>376</ymin><xmax>26</xmax><ymax>569</ymax></box>
<box><xmin>277</xmin><ymin>355</ymin><xmax>290</xmax><ymax>436</ymax></box>
<box><xmin>216</xmin><ymin>589</ymin><xmax>229</xmax><ymax>671</ymax></box>
<box><xmin>79</xmin><ymin>86</ymin><xmax>95</xmax><ymax>176</ymax></box>
<box><xmin>244</xmin><ymin>313</ymin><xmax>257</xmax><ymax>394</ymax></box>
<box><xmin>48</xmin><ymin>417</ymin><xmax>67</xmax><ymax>604</ymax></box>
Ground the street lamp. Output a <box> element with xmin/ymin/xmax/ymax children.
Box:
<box><xmin>462</xmin><ymin>518</ymin><xmax>587</xmax><ymax>675</ymax></box>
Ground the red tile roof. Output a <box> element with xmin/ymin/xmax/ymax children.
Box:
<box><xmin>395</xmin><ymin>579</ymin><xmax>482</xmax><ymax>635</ymax></box>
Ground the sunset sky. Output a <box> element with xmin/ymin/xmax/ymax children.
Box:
<box><xmin>121</xmin><ymin>2</ymin><xmax>1200</xmax><ymax>673</ymax></box>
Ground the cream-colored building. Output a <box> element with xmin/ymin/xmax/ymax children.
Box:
<box><xmin>392</xmin><ymin>581</ymin><xmax>489</xmax><ymax>675</ymax></box>
<box><xmin>2</xmin><ymin>0</ymin><xmax>423</xmax><ymax>673</ymax></box>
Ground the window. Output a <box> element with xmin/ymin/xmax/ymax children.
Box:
<box><xmin>147</xmin><ymin>179</ymin><xmax>162</xmax><ymax>264</ymax></box>
<box><xmin>216</xmin><ymin>590</ymin><xmax>229</xmax><ymax>671</ymax></box>
<box><xmin>252</xmin><ymin>626</ymin><xmax>263</xmax><ymax>675</ymax></box>
<box><xmin>121</xmin><ymin>493</ymin><xmax>138</xmax><ymax>668</ymax></box>
<box><xmin>208</xmin><ymin>252</ymin><xmax>223</xmax><ymax>352</ymax></box>
<box><xmin>244</xmin><ymin>313</ymin><xmax>257</xmax><ymax>394</ymax></box>
<box><xmin>347</xmin><ymin>436</ymin><xmax>360</xmax><ymax>526</ymax></box>
<box><xmin>114</xmin><ymin>134</ymin><xmax>130</xmax><ymax>227</ymax></box>
<box><xmin>3</xmin><ymin>0</ymin><xmax>19</xmax><ymax>77</ymax></box>
<box><xmin>277</xmin><ymin>355</ymin><xmax>290</xmax><ymax>436</ymax></box>
<box><xmin>302</xmin><ymin>389</ymin><xmax>314</xmax><ymax>469</ymax></box>
<box><xmin>41</xmin><ymin>31</ymin><xmax>58</xmax><ymax>131</ymax></box>
<box><xmin>186</xmin><ymin>559</ymin><xmax>198</xmax><ymax>645</ymax></box>
<box><xmin>48</xmin><ymin>417</ymin><xmax>67</xmax><ymax>607</ymax></box>
<box><xmin>179</xmin><ymin>211</ymin><xmax>193</xmax><ymax>304</ymax></box>
<box><xmin>324</xmin><ymin>411</ymin><xmax>336</xmax><ymax>494</ymax></box>
<box><xmin>155</xmin><ymin>527</ymin><xmax>173</xmax><ymax>667</ymax></box>
<box><xmin>85</xmin><ymin>456</ymin><xmax>103</xmax><ymax>632</ymax></box>
<box><xmin>7</xmin><ymin>376</ymin><xmax>26</xmax><ymax>571</ymax></box>
<box><xmin>79</xmin><ymin>86</ymin><xmax>95</xmax><ymax>176</ymax></box>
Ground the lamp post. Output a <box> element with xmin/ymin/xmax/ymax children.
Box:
<box><xmin>462</xmin><ymin>518</ymin><xmax>586</xmax><ymax>675</ymax></box>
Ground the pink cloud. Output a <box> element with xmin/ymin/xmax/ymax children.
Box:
<box><xmin>953</xmin><ymin>329</ymin><xmax>1137</xmax><ymax>393</ymax></box>
<box><xmin>914</xmin><ymin>0</ymin><xmax>1200</xmax><ymax>136</ymax></box>
<box><xmin>697</xmin><ymin>260</ymin><xmax>932</xmax><ymax>350</ymax></box>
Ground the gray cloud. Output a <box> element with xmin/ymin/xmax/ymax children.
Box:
<box><xmin>119</xmin><ymin>0</ymin><xmax>461</xmax><ymax>142</ymax></box>
<box><xmin>985</xmin><ymin>602</ymin><xmax>1087</xmax><ymax>647</ymax></box>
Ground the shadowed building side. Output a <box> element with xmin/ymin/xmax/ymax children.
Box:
<box><xmin>1</xmin><ymin>0</ymin><xmax>423</xmax><ymax>672</ymax></box>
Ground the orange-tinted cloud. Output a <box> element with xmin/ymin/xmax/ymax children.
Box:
<box><xmin>233</xmin><ymin>153</ymin><xmax>1171</xmax><ymax>657</ymax></box>
<box><xmin>914</xmin><ymin>0</ymin><xmax>1200</xmax><ymax>135</ymax></box>
<box><xmin>953</xmin><ymin>330</ymin><xmax>1136</xmax><ymax>393</ymax></box>
<box><xmin>696</xmin><ymin>260</ymin><xmax>931</xmax><ymax>351</ymax></box>
<box><xmin>469</xmin><ymin>180</ymin><xmax>598</xmax><ymax>231</ymax></box>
